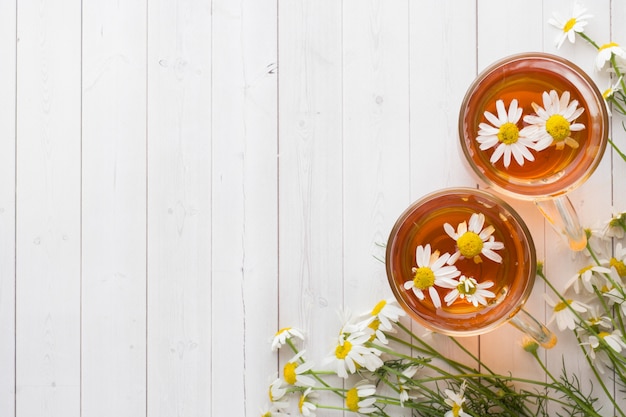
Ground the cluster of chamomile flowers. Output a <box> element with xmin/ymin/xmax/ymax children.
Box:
<box><xmin>403</xmin><ymin>212</ymin><xmax>503</xmax><ymax>310</ymax></box>
<box><xmin>262</xmin><ymin>299</ymin><xmax>473</xmax><ymax>417</ymax></box>
<box><xmin>476</xmin><ymin>90</ymin><xmax>586</xmax><ymax>169</ymax></box>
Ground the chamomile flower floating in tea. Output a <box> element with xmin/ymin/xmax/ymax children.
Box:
<box><xmin>476</xmin><ymin>98</ymin><xmax>537</xmax><ymax>168</ymax></box>
<box><xmin>548</xmin><ymin>3</ymin><xmax>592</xmax><ymax>49</ymax></box>
<box><xmin>444</xmin><ymin>212</ymin><xmax>504</xmax><ymax>264</ymax></box>
<box><xmin>523</xmin><ymin>90</ymin><xmax>585</xmax><ymax>151</ymax></box>
<box><xmin>403</xmin><ymin>244</ymin><xmax>461</xmax><ymax>309</ymax></box>
<box><xmin>444</xmin><ymin>275</ymin><xmax>496</xmax><ymax>307</ymax></box>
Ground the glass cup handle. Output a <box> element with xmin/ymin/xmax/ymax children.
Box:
<box><xmin>534</xmin><ymin>195</ymin><xmax>587</xmax><ymax>251</ymax></box>
<box><xmin>509</xmin><ymin>308</ymin><xmax>557</xmax><ymax>349</ymax></box>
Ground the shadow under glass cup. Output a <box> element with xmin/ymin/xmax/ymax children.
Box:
<box><xmin>386</xmin><ymin>188</ymin><xmax>556</xmax><ymax>348</ymax></box>
<box><xmin>458</xmin><ymin>53</ymin><xmax>609</xmax><ymax>251</ymax></box>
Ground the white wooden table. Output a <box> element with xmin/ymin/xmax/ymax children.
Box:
<box><xmin>1</xmin><ymin>0</ymin><xmax>623</xmax><ymax>416</ymax></box>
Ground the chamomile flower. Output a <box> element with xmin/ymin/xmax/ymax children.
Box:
<box><xmin>563</xmin><ymin>264</ymin><xmax>611</xmax><ymax>294</ymax></box>
<box><xmin>595</xmin><ymin>42</ymin><xmax>626</xmax><ymax>71</ymax></box>
<box><xmin>298</xmin><ymin>387</ymin><xmax>317</xmax><ymax>417</ymax></box>
<box><xmin>444</xmin><ymin>275</ymin><xmax>496</xmax><ymax>307</ymax></box>
<box><xmin>588</xmin><ymin>329</ymin><xmax>626</xmax><ymax>354</ymax></box>
<box><xmin>545</xmin><ymin>294</ymin><xmax>588</xmax><ymax>331</ymax></box>
<box><xmin>548</xmin><ymin>3</ymin><xmax>592</xmax><ymax>49</ymax></box>
<box><xmin>283</xmin><ymin>350</ymin><xmax>316</xmax><ymax>387</ymax></box>
<box><xmin>476</xmin><ymin>98</ymin><xmax>537</xmax><ymax>168</ymax></box>
<box><xmin>272</xmin><ymin>327</ymin><xmax>304</xmax><ymax>351</ymax></box>
<box><xmin>404</xmin><ymin>244</ymin><xmax>461</xmax><ymax>309</ymax></box>
<box><xmin>444</xmin><ymin>381</ymin><xmax>471</xmax><ymax>417</ymax></box>
<box><xmin>444</xmin><ymin>212</ymin><xmax>504</xmax><ymax>264</ymax></box>
<box><xmin>608</xmin><ymin>242</ymin><xmax>626</xmax><ymax>278</ymax></box>
<box><xmin>604</xmin><ymin>286</ymin><xmax>626</xmax><ymax>317</ymax></box>
<box><xmin>602</xmin><ymin>210</ymin><xmax>626</xmax><ymax>239</ymax></box>
<box><xmin>523</xmin><ymin>90</ymin><xmax>585</xmax><ymax>151</ymax></box>
<box><xmin>346</xmin><ymin>381</ymin><xmax>377</xmax><ymax>414</ymax></box>
<box><xmin>366</xmin><ymin>298</ymin><xmax>404</xmax><ymax>331</ymax></box>
<box><xmin>268</xmin><ymin>377</ymin><xmax>288</xmax><ymax>404</ymax></box>
<box><xmin>260</xmin><ymin>404</ymin><xmax>290</xmax><ymax>417</ymax></box>
<box><xmin>601</xmin><ymin>76</ymin><xmax>623</xmax><ymax>115</ymax></box>
<box><xmin>327</xmin><ymin>329</ymin><xmax>383</xmax><ymax>378</ymax></box>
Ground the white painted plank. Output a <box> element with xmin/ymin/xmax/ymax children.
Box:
<box><xmin>0</xmin><ymin>0</ymin><xmax>16</xmax><ymax>414</ymax></box>
<box><xmin>211</xmin><ymin>0</ymin><xmax>278</xmax><ymax>415</ymax></box>
<box><xmin>475</xmin><ymin>0</ymin><xmax>549</xmax><ymax>394</ymax></box>
<box><xmin>146</xmin><ymin>0</ymin><xmax>212</xmax><ymax>415</ymax></box>
<box><xmin>15</xmin><ymin>1</ymin><xmax>81</xmax><ymax>416</ymax></box>
<box><xmin>81</xmin><ymin>1</ymin><xmax>147</xmax><ymax>415</ymax></box>
<box><xmin>342</xmin><ymin>2</ymin><xmax>410</xmax><ymax>413</ymax></box>
<box><xmin>409</xmin><ymin>0</ymin><xmax>480</xmax><ymax>371</ymax></box>
<box><xmin>277</xmin><ymin>0</ymin><xmax>343</xmax><ymax>412</ymax></box>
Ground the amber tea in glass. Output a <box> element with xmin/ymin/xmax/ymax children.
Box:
<box><xmin>386</xmin><ymin>188</ymin><xmax>555</xmax><ymax>347</ymax></box>
<box><xmin>459</xmin><ymin>52</ymin><xmax>608</xmax><ymax>198</ymax></box>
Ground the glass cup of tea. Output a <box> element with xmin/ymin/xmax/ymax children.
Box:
<box><xmin>458</xmin><ymin>52</ymin><xmax>608</xmax><ymax>251</ymax></box>
<box><xmin>386</xmin><ymin>187</ymin><xmax>556</xmax><ymax>348</ymax></box>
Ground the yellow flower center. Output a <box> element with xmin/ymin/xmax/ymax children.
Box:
<box><xmin>603</xmin><ymin>87</ymin><xmax>614</xmax><ymax>99</ymax></box>
<box><xmin>413</xmin><ymin>266</ymin><xmax>435</xmax><ymax>290</ymax></box>
<box><xmin>599</xmin><ymin>41</ymin><xmax>620</xmax><ymax>51</ymax></box>
<box><xmin>563</xmin><ymin>17</ymin><xmax>577</xmax><ymax>32</ymax></box>
<box><xmin>546</xmin><ymin>114</ymin><xmax>571</xmax><ymax>141</ymax></box>
<box><xmin>298</xmin><ymin>394</ymin><xmax>305</xmax><ymax>413</ymax></box>
<box><xmin>610</xmin><ymin>257</ymin><xmax>626</xmax><ymax>278</ymax></box>
<box><xmin>578</xmin><ymin>265</ymin><xmax>592</xmax><ymax>275</ymax></box>
<box><xmin>371</xmin><ymin>300</ymin><xmax>386</xmax><ymax>316</ymax></box>
<box><xmin>554</xmin><ymin>299</ymin><xmax>571</xmax><ymax>312</ymax></box>
<box><xmin>283</xmin><ymin>362</ymin><xmax>298</xmax><ymax>385</ymax></box>
<box><xmin>346</xmin><ymin>387</ymin><xmax>360</xmax><ymax>412</ymax></box>
<box><xmin>452</xmin><ymin>403</ymin><xmax>463</xmax><ymax>417</ymax></box>
<box><xmin>275</xmin><ymin>327</ymin><xmax>291</xmax><ymax>336</ymax></box>
<box><xmin>457</xmin><ymin>231</ymin><xmax>484</xmax><ymax>258</ymax></box>
<box><xmin>262</xmin><ymin>412</ymin><xmax>271</xmax><ymax>417</ymax></box>
<box><xmin>598</xmin><ymin>331</ymin><xmax>611</xmax><ymax>339</ymax></box>
<box><xmin>457</xmin><ymin>280</ymin><xmax>477</xmax><ymax>296</ymax></box>
<box><xmin>497</xmin><ymin>122</ymin><xmax>519</xmax><ymax>144</ymax></box>
<box><xmin>335</xmin><ymin>340</ymin><xmax>352</xmax><ymax>359</ymax></box>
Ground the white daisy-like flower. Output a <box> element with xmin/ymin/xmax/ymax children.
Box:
<box><xmin>545</xmin><ymin>294</ymin><xmax>588</xmax><ymax>331</ymax></box>
<box><xmin>476</xmin><ymin>98</ymin><xmax>537</xmax><ymax>168</ymax></box>
<box><xmin>601</xmin><ymin>210</ymin><xmax>626</xmax><ymax>239</ymax></box>
<box><xmin>271</xmin><ymin>327</ymin><xmax>304</xmax><ymax>351</ymax></box>
<box><xmin>608</xmin><ymin>242</ymin><xmax>626</xmax><ymax>278</ymax></box>
<box><xmin>298</xmin><ymin>387</ymin><xmax>317</xmax><ymax>417</ymax></box>
<box><xmin>260</xmin><ymin>404</ymin><xmax>290</xmax><ymax>417</ymax></box>
<box><xmin>604</xmin><ymin>286</ymin><xmax>626</xmax><ymax>317</ymax></box>
<box><xmin>584</xmin><ymin>306</ymin><xmax>613</xmax><ymax>332</ymax></box>
<box><xmin>444</xmin><ymin>381</ymin><xmax>471</xmax><ymax>417</ymax></box>
<box><xmin>588</xmin><ymin>329</ymin><xmax>626</xmax><ymax>354</ymax></box>
<box><xmin>346</xmin><ymin>380</ymin><xmax>377</xmax><ymax>414</ymax></box>
<box><xmin>522</xmin><ymin>90</ymin><xmax>585</xmax><ymax>151</ymax></box>
<box><xmin>327</xmin><ymin>329</ymin><xmax>383</xmax><ymax>379</ymax></box>
<box><xmin>268</xmin><ymin>377</ymin><xmax>288</xmax><ymax>405</ymax></box>
<box><xmin>595</xmin><ymin>42</ymin><xmax>626</xmax><ymax>71</ymax></box>
<box><xmin>601</xmin><ymin>76</ymin><xmax>623</xmax><ymax>115</ymax></box>
<box><xmin>283</xmin><ymin>350</ymin><xmax>316</xmax><ymax>387</ymax></box>
<box><xmin>366</xmin><ymin>298</ymin><xmax>405</xmax><ymax>331</ymax></box>
<box><xmin>548</xmin><ymin>3</ymin><xmax>592</xmax><ymax>49</ymax></box>
<box><xmin>444</xmin><ymin>275</ymin><xmax>496</xmax><ymax>307</ymax></box>
<box><xmin>563</xmin><ymin>264</ymin><xmax>611</xmax><ymax>294</ymax></box>
<box><xmin>403</xmin><ymin>244</ymin><xmax>461</xmax><ymax>309</ymax></box>
<box><xmin>444</xmin><ymin>212</ymin><xmax>504</xmax><ymax>264</ymax></box>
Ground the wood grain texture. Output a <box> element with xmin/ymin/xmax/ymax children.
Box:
<box><xmin>0</xmin><ymin>1</ymin><xmax>16</xmax><ymax>415</ymax></box>
<box><xmin>82</xmin><ymin>1</ymin><xmax>147</xmax><ymax>415</ymax></box>
<box><xmin>15</xmin><ymin>1</ymin><xmax>81</xmax><ymax>416</ymax></box>
<box><xmin>211</xmin><ymin>0</ymin><xmax>278</xmax><ymax>415</ymax></box>
<box><xmin>146</xmin><ymin>1</ymin><xmax>212</xmax><ymax>416</ymax></box>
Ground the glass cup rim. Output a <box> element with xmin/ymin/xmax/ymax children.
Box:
<box><xmin>458</xmin><ymin>51</ymin><xmax>609</xmax><ymax>199</ymax></box>
<box><xmin>385</xmin><ymin>187</ymin><xmax>537</xmax><ymax>336</ymax></box>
